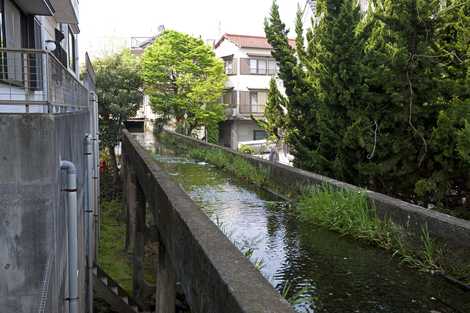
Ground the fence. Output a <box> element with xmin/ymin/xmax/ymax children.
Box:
<box><xmin>0</xmin><ymin>48</ymin><xmax>89</xmax><ymax>113</ymax></box>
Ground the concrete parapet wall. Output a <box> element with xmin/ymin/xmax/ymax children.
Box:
<box><xmin>163</xmin><ymin>130</ymin><xmax>470</xmax><ymax>255</ymax></box>
<box><xmin>122</xmin><ymin>130</ymin><xmax>295</xmax><ymax>313</ymax></box>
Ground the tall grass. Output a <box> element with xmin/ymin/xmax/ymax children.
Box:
<box><xmin>297</xmin><ymin>184</ymin><xmax>444</xmax><ymax>272</ymax></box>
<box><xmin>99</xmin><ymin>200</ymin><xmax>133</xmax><ymax>292</ymax></box>
<box><xmin>189</xmin><ymin>148</ymin><xmax>268</xmax><ymax>186</ymax></box>
<box><xmin>99</xmin><ymin>200</ymin><xmax>156</xmax><ymax>293</ymax></box>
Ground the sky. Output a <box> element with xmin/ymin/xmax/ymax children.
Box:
<box><xmin>78</xmin><ymin>0</ymin><xmax>305</xmax><ymax>60</ymax></box>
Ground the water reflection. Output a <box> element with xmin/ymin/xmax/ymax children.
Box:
<box><xmin>134</xmin><ymin>133</ymin><xmax>470</xmax><ymax>313</ymax></box>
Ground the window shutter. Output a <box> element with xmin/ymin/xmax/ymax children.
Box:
<box><xmin>258</xmin><ymin>91</ymin><xmax>268</xmax><ymax>105</ymax></box>
<box><xmin>4</xmin><ymin>0</ymin><xmax>22</xmax><ymax>82</ymax></box>
<box><xmin>231</xmin><ymin>90</ymin><xmax>237</xmax><ymax>107</ymax></box>
<box><xmin>239</xmin><ymin>58</ymin><xmax>250</xmax><ymax>75</ymax></box>
<box><xmin>232</xmin><ymin>58</ymin><xmax>238</xmax><ymax>75</ymax></box>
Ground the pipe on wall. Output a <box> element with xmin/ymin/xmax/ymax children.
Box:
<box><xmin>90</xmin><ymin>92</ymin><xmax>100</xmax><ymax>260</ymax></box>
<box><xmin>60</xmin><ymin>160</ymin><xmax>79</xmax><ymax>313</ymax></box>
<box><xmin>85</xmin><ymin>134</ymin><xmax>94</xmax><ymax>313</ymax></box>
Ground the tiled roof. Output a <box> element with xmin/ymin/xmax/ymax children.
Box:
<box><xmin>215</xmin><ymin>33</ymin><xmax>295</xmax><ymax>49</ymax></box>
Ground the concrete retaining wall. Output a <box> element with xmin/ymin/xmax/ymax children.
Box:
<box><xmin>0</xmin><ymin>112</ymin><xmax>90</xmax><ymax>313</ymax></box>
<box><xmin>122</xmin><ymin>130</ymin><xmax>295</xmax><ymax>313</ymax></box>
<box><xmin>163</xmin><ymin>130</ymin><xmax>470</xmax><ymax>256</ymax></box>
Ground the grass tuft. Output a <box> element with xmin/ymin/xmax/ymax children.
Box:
<box><xmin>297</xmin><ymin>184</ymin><xmax>445</xmax><ymax>273</ymax></box>
<box><xmin>98</xmin><ymin>200</ymin><xmax>133</xmax><ymax>292</ymax></box>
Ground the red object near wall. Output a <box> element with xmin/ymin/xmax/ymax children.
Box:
<box><xmin>99</xmin><ymin>160</ymin><xmax>106</xmax><ymax>175</ymax></box>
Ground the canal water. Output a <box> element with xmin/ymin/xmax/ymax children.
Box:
<box><xmin>135</xmin><ymin>133</ymin><xmax>469</xmax><ymax>313</ymax></box>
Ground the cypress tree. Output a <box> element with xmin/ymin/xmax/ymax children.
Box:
<box><xmin>364</xmin><ymin>0</ymin><xmax>470</xmax><ymax>209</ymax></box>
<box><xmin>266</xmin><ymin>0</ymin><xmax>470</xmax><ymax>215</ymax></box>
<box><xmin>253</xmin><ymin>78</ymin><xmax>288</xmax><ymax>141</ymax></box>
<box><xmin>265</xmin><ymin>1</ymin><xmax>319</xmax><ymax>169</ymax></box>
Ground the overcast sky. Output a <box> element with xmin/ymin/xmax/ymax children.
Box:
<box><xmin>78</xmin><ymin>0</ymin><xmax>305</xmax><ymax>60</ymax></box>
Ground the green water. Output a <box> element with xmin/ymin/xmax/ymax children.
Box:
<box><xmin>135</xmin><ymin>133</ymin><xmax>470</xmax><ymax>313</ymax></box>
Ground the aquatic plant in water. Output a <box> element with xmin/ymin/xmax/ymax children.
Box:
<box><xmin>297</xmin><ymin>184</ymin><xmax>444</xmax><ymax>273</ymax></box>
<box><xmin>189</xmin><ymin>148</ymin><xmax>268</xmax><ymax>186</ymax></box>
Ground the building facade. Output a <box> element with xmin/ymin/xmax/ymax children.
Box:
<box><xmin>0</xmin><ymin>0</ymin><xmax>83</xmax><ymax>113</ymax></box>
<box><xmin>214</xmin><ymin>34</ymin><xmax>294</xmax><ymax>150</ymax></box>
<box><xmin>0</xmin><ymin>1</ymin><xmax>99</xmax><ymax>313</ymax></box>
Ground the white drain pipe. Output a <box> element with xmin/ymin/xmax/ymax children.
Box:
<box><xmin>60</xmin><ymin>160</ymin><xmax>79</xmax><ymax>313</ymax></box>
<box><xmin>85</xmin><ymin>134</ymin><xmax>94</xmax><ymax>313</ymax></box>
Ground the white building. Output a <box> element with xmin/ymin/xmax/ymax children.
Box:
<box><xmin>0</xmin><ymin>0</ymin><xmax>84</xmax><ymax>113</ymax></box>
<box><xmin>214</xmin><ymin>33</ymin><xmax>294</xmax><ymax>149</ymax></box>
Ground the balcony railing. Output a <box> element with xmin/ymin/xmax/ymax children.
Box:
<box><xmin>0</xmin><ymin>48</ymin><xmax>89</xmax><ymax>113</ymax></box>
<box><xmin>222</xmin><ymin>90</ymin><xmax>266</xmax><ymax>116</ymax></box>
<box><xmin>239</xmin><ymin>103</ymin><xmax>265</xmax><ymax>115</ymax></box>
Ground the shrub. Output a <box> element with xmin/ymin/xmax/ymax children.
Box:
<box><xmin>239</xmin><ymin>144</ymin><xmax>256</xmax><ymax>155</ymax></box>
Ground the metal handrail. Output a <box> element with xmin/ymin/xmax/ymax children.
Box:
<box><xmin>0</xmin><ymin>48</ymin><xmax>89</xmax><ymax>113</ymax></box>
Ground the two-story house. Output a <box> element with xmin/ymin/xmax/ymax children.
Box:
<box><xmin>214</xmin><ymin>33</ymin><xmax>294</xmax><ymax>150</ymax></box>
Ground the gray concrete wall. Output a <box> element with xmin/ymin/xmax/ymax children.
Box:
<box><xmin>0</xmin><ymin>112</ymin><xmax>90</xmax><ymax>313</ymax></box>
<box><xmin>164</xmin><ymin>130</ymin><xmax>470</xmax><ymax>257</ymax></box>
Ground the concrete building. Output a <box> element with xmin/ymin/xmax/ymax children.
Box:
<box><xmin>214</xmin><ymin>33</ymin><xmax>294</xmax><ymax>150</ymax></box>
<box><xmin>0</xmin><ymin>1</ymin><xmax>99</xmax><ymax>313</ymax></box>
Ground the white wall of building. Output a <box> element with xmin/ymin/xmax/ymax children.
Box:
<box><xmin>214</xmin><ymin>38</ymin><xmax>275</xmax><ymax>149</ymax></box>
<box><xmin>215</xmin><ymin>40</ymin><xmax>273</xmax><ymax>92</ymax></box>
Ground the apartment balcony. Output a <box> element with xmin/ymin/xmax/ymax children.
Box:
<box><xmin>222</xmin><ymin>90</ymin><xmax>266</xmax><ymax>118</ymax></box>
<box><xmin>0</xmin><ymin>48</ymin><xmax>89</xmax><ymax>113</ymax></box>
<box><xmin>238</xmin><ymin>103</ymin><xmax>265</xmax><ymax>115</ymax></box>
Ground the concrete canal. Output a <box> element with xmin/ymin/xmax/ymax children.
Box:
<box><xmin>135</xmin><ymin>133</ymin><xmax>469</xmax><ymax>313</ymax></box>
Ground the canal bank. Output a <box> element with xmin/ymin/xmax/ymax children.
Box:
<box><xmin>134</xmin><ymin>131</ymin><xmax>469</xmax><ymax>313</ymax></box>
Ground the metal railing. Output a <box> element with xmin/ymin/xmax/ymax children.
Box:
<box><xmin>222</xmin><ymin>90</ymin><xmax>266</xmax><ymax>115</ymax></box>
<box><xmin>0</xmin><ymin>48</ymin><xmax>89</xmax><ymax>113</ymax></box>
<box><xmin>239</xmin><ymin>103</ymin><xmax>265</xmax><ymax>114</ymax></box>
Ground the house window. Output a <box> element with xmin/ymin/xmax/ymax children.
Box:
<box><xmin>267</xmin><ymin>60</ymin><xmax>277</xmax><ymax>75</ymax></box>
<box><xmin>68</xmin><ymin>27</ymin><xmax>76</xmax><ymax>72</ymax></box>
<box><xmin>2</xmin><ymin>0</ymin><xmax>25</xmax><ymax>82</ymax></box>
<box><xmin>248</xmin><ymin>58</ymin><xmax>277</xmax><ymax>75</ymax></box>
<box><xmin>249</xmin><ymin>91</ymin><xmax>258</xmax><ymax>105</ymax></box>
<box><xmin>249</xmin><ymin>59</ymin><xmax>257</xmax><ymax>74</ymax></box>
<box><xmin>222</xmin><ymin>90</ymin><xmax>236</xmax><ymax>107</ymax></box>
<box><xmin>224</xmin><ymin>59</ymin><xmax>233</xmax><ymax>74</ymax></box>
<box><xmin>4</xmin><ymin>0</ymin><xmax>21</xmax><ymax>50</ymax></box>
<box><xmin>253</xmin><ymin>130</ymin><xmax>267</xmax><ymax>140</ymax></box>
<box><xmin>258</xmin><ymin>59</ymin><xmax>267</xmax><ymax>74</ymax></box>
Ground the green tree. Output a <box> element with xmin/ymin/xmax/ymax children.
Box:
<box><xmin>267</xmin><ymin>0</ymin><xmax>470</xmax><ymax>215</ymax></box>
<box><xmin>265</xmin><ymin>1</ymin><xmax>319</xmax><ymax>168</ymax></box>
<box><xmin>252</xmin><ymin>78</ymin><xmax>288</xmax><ymax>141</ymax></box>
<box><xmin>141</xmin><ymin>30</ymin><xmax>226</xmax><ymax>137</ymax></box>
<box><xmin>95</xmin><ymin>49</ymin><xmax>143</xmax><ymax>183</ymax></box>
<box><xmin>266</xmin><ymin>0</ymin><xmax>368</xmax><ymax>178</ymax></box>
<box><xmin>363</xmin><ymin>0</ymin><xmax>470</xmax><ymax>208</ymax></box>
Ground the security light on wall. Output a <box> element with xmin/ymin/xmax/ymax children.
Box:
<box><xmin>45</xmin><ymin>40</ymin><xmax>57</xmax><ymax>52</ymax></box>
